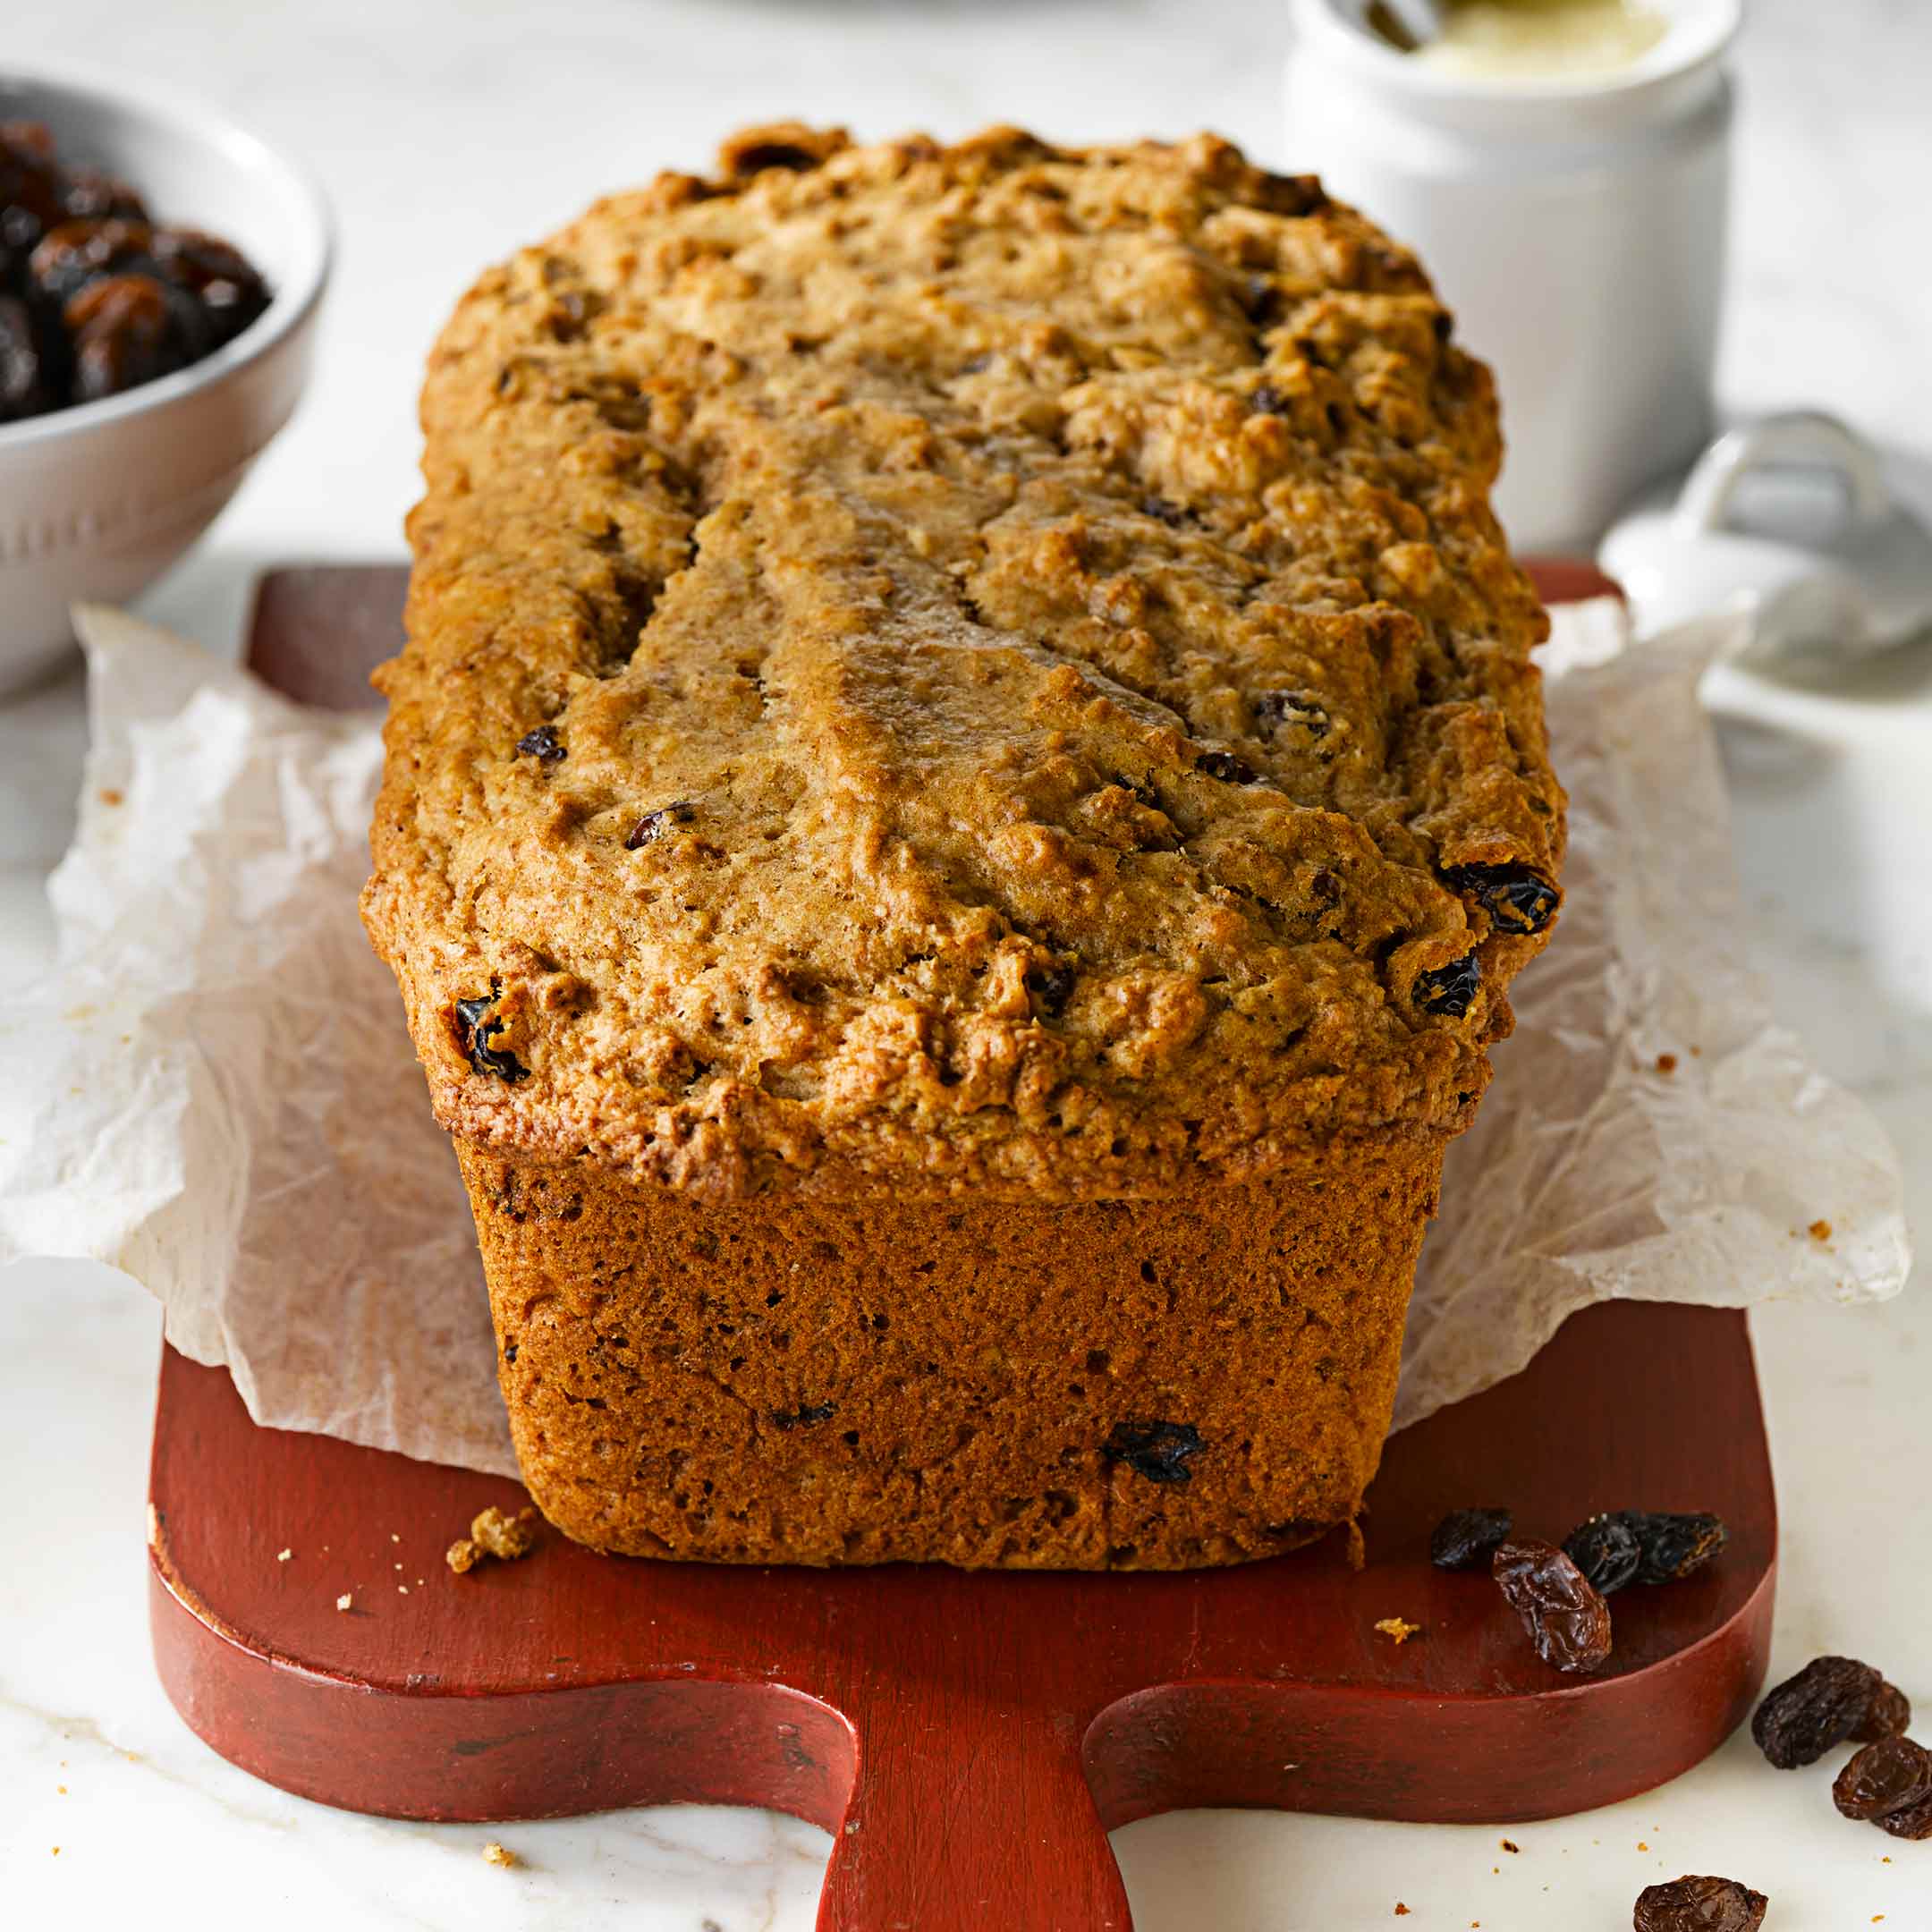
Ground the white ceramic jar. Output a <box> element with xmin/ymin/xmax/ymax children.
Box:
<box><xmin>1284</xmin><ymin>0</ymin><xmax>1741</xmax><ymax>554</ymax></box>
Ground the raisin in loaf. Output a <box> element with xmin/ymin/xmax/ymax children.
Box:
<box><xmin>362</xmin><ymin>124</ymin><xmax>1563</xmax><ymax>1569</ymax></box>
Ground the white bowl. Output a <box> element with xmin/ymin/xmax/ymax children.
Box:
<box><xmin>0</xmin><ymin>66</ymin><xmax>332</xmax><ymax>693</ymax></box>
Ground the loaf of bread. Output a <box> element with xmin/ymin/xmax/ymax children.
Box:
<box><xmin>362</xmin><ymin>124</ymin><xmax>1563</xmax><ymax>1569</ymax></box>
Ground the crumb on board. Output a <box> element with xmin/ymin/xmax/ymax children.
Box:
<box><xmin>482</xmin><ymin>1842</ymin><xmax>520</xmax><ymax>1868</ymax></box>
<box><xmin>1374</xmin><ymin>1616</ymin><xmax>1421</xmax><ymax>1644</ymax></box>
<box><xmin>448</xmin><ymin>1505</ymin><xmax>540</xmax><ymax>1575</ymax></box>
<box><xmin>1500</xmin><ymin>1839</ymin><xmax>1519</xmax><ymax>1852</ymax></box>
<box><xmin>277</xmin><ymin>1548</ymin><xmax>292</xmax><ymax>1563</ymax></box>
<box><xmin>1394</xmin><ymin>1908</ymin><xmax>1409</xmax><ymax>1919</ymax></box>
<box><xmin>1809</xmin><ymin>1218</ymin><xmax>1834</xmax><ymax>1241</ymax></box>
<box><xmin>335</xmin><ymin>1592</ymin><xmax>352</xmax><ymax>1612</ymax></box>
<box><xmin>1655</xmin><ymin>1052</ymin><xmax>1677</xmax><ymax>1073</ymax></box>
<box><xmin>392</xmin><ymin>1532</ymin><xmax>401</xmax><ymax>1543</ymax></box>
<box><xmin>97</xmin><ymin>788</ymin><xmax>123</xmax><ymax>807</ymax></box>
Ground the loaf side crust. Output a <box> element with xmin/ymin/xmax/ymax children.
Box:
<box><xmin>460</xmin><ymin>1129</ymin><xmax>1442</xmax><ymax>1568</ymax></box>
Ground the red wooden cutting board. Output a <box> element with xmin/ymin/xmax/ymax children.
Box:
<box><xmin>148</xmin><ymin>562</ymin><xmax>1775</xmax><ymax>1932</ymax></box>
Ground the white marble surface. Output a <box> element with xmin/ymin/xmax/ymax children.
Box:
<box><xmin>4</xmin><ymin>0</ymin><xmax>1929</xmax><ymax>1924</ymax></box>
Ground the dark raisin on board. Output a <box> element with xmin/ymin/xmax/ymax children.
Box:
<box><xmin>1627</xmin><ymin>1511</ymin><xmax>1729</xmax><ymax>1585</ymax></box>
<box><xmin>1563</xmin><ymin>1514</ymin><xmax>1644</xmax><ymax>1595</ymax></box>
<box><xmin>1025</xmin><ymin>960</ymin><xmax>1076</xmax><ymax>1018</ymax></box>
<box><xmin>769</xmin><ymin>1402</ymin><xmax>835</xmax><ymax>1430</ymax></box>
<box><xmin>454</xmin><ymin>988</ymin><xmax>530</xmax><ymax>1084</ymax></box>
<box><xmin>1491</xmin><ymin>1538</ymin><xmax>1613</xmax><ymax>1675</ymax></box>
<box><xmin>1103</xmin><ymin>1419</ymin><xmax>1204</xmax><ymax>1486</ymax></box>
<box><xmin>1833</xmin><ymin>1736</ymin><xmax>1932</xmax><ymax>1823</ymax></box>
<box><xmin>1442</xmin><ymin>862</ymin><xmax>1560</xmax><ymax>936</ymax></box>
<box><xmin>624</xmin><ymin>801</ymin><xmax>696</xmax><ymax>849</ymax></box>
<box><xmin>1750</xmin><ymin>1656</ymin><xmax>1885</xmax><ymax>1768</ymax></box>
<box><xmin>1428</xmin><ymin>1506</ymin><xmax>1513</xmax><ymax>1572</ymax></box>
<box><xmin>1855</xmin><ymin>1678</ymin><xmax>1914</xmax><ymax>1742</ymax></box>
<box><xmin>1254</xmin><ymin>690</ymin><xmax>1330</xmax><ymax>737</ymax></box>
<box><xmin>1632</xmin><ymin>1875</ymin><xmax>1768</xmax><ymax>1932</ymax></box>
<box><xmin>1195</xmin><ymin>748</ymin><xmax>1258</xmax><ymax>784</ymax></box>
<box><xmin>1413</xmin><ymin>951</ymin><xmax>1480</xmax><ymax>1019</ymax></box>
<box><xmin>515</xmin><ymin>724</ymin><xmax>566</xmax><ymax>763</ymax></box>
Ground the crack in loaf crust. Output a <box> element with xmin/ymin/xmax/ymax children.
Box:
<box><xmin>363</xmin><ymin>124</ymin><xmax>1563</xmax><ymax>1565</ymax></box>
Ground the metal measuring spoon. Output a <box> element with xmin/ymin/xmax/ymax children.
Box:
<box><xmin>1357</xmin><ymin>0</ymin><xmax>1447</xmax><ymax>53</ymax></box>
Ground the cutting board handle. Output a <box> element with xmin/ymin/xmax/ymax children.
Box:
<box><xmin>818</xmin><ymin>1699</ymin><xmax>1129</xmax><ymax>1931</ymax></box>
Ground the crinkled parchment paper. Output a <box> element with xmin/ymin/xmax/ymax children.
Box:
<box><xmin>0</xmin><ymin>599</ymin><xmax>1910</xmax><ymax>1473</ymax></box>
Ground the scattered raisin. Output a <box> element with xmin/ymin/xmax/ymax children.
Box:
<box><xmin>1250</xmin><ymin>382</ymin><xmax>1292</xmax><ymax>417</ymax></box>
<box><xmin>1491</xmin><ymin>1538</ymin><xmax>1613</xmax><ymax>1674</ymax></box>
<box><xmin>1877</xmin><ymin>1789</ymin><xmax>1932</xmax><ymax>1840</ymax></box>
<box><xmin>1751</xmin><ymin>1656</ymin><xmax>1884</xmax><ymax>1768</ymax></box>
<box><xmin>1413</xmin><ymin>952</ymin><xmax>1481</xmax><ymax>1018</ymax></box>
<box><xmin>1254</xmin><ymin>690</ymin><xmax>1330</xmax><ymax>737</ymax></box>
<box><xmin>1443</xmin><ymin>862</ymin><xmax>1560</xmax><ymax>936</ymax></box>
<box><xmin>1563</xmin><ymin>1514</ymin><xmax>1644</xmax><ymax>1595</ymax></box>
<box><xmin>1141</xmin><ymin>496</ymin><xmax>1191</xmax><ymax>528</ymax></box>
<box><xmin>1195</xmin><ymin>749</ymin><xmax>1257</xmax><ymax>784</ymax></box>
<box><xmin>1428</xmin><ymin>1506</ymin><xmax>1512</xmax><ymax>1572</ymax></box>
<box><xmin>769</xmin><ymin>1402</ymin><xmax>835</xmax><ymax>1430</ymax></box>
<box><xmin>624</xmin><ymin>801</ymin><xmax>696</xmax><ymax>848</ymax></box>
<box><xmin>1626</xmin><ymin>1512</ymin><xmax>1728</xmax><ymax>1585</ymax></box>
<box><xmin>515</xmin><ymin>724</ymin><xmax>566</xmax><ymax>763</ymax></box>
<box><xmin>1632</xmin><ymin>1875</ymin><xmax>1767</xmax><ymax>1932</ymax></box>
<box><xmin>1833</xmin><ymin>1737</ymin><xmax>1932</xmax><ymax>1822</ymax></box>
<box><xmin>1103</xmin><ymin>1419</ymin><xmax>1204</xmax><ymax>1486</ymax></box>
<box><xmin>1854</xmin><ymin>1679</ymin><xmax>1913</xmax><ymax>1742</ymax></box>
<box><xmin>1026</xmin><ymin>960</ymin><xmax>1076</xmax><ymax>1018</ymax></box>
<box><xmin>454</xmin><ymin>988</ymin><xmax>529</xmax><ymax>1083</ymax></box>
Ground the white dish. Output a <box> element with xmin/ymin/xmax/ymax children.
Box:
<box><xmin>0</xmin><ymin>65</ymin><xmax>332</xmax><ymax>694</ymax></box>
<box><xmin>1600</xmin><ymin>412</ymin><xmax>1932</xmax><ymax>665</ymax></box>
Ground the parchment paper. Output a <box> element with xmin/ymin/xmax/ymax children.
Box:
<box><xmin>0</xmin><ymin>598</ymin><xmax>1910</xmax><ymax>1474</ymax></box>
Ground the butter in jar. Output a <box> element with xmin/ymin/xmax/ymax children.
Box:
<box><xmin>1402</xmin><ymin>1</ymin><xmax>1670</xmax><ymax>83</ymax></box>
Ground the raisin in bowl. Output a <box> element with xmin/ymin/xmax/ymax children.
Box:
<box><xmin>0</xmin><ymin>67</ymin><xmax>330</xmax><ymax>692</ymax></box>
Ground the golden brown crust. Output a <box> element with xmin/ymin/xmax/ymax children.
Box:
<box><xmin>363</xmin><ymin>126</ymin><xmax>1563</xmax><ymax>1202</ymax></box>
<box><xmin>460</xmin><ymin>1132</ymin><xmax>1442</xmax><ymax>1568</ymax></box>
